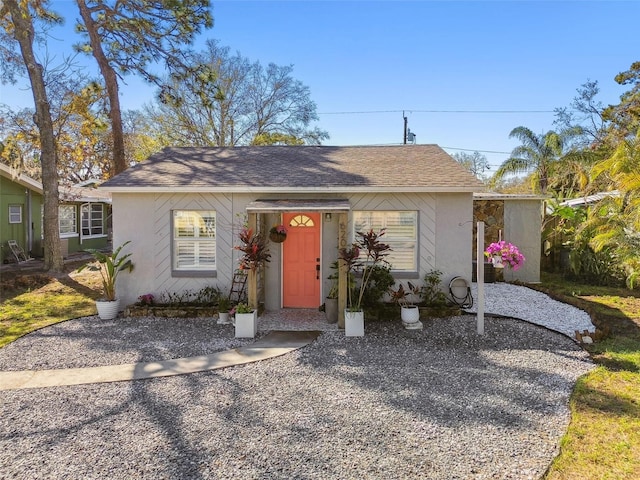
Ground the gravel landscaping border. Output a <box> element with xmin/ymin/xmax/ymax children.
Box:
<box><xmin>0</xmin><ymin>312</ymin><xmax>594</xmax><ymax>479</ymax></box>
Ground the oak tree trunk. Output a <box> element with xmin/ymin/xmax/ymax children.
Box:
<box><xmin>6</xmin><ymin>0</ymin><xmax>63</xmax><ymax>272</ymax></box>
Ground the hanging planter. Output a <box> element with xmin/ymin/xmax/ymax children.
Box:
<box><xmin>484</xmin><ymin>241</ymin><xmax>525</xmax><ymax>271</ymax></box>
<box><xmin>269</xmin><ymin>231</ymin><xmax>287</xmax><ymax>243</ymax></box>
<box><xmin>269</xmin><ymin>224</ymin><xmax>288</xmax><ymax>243</ymax></box>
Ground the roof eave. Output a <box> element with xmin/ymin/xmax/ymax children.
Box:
<box><xmin>101</xmin><ymin>186</ymin><xmax>484</xmax><ymax>194</ymax></box>
<box><xmin>0</xmin><ymin>164</ymin><xmax>43</xmax><ymax>193</ymax></box>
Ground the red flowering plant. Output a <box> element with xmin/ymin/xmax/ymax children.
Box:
<box><xmin>338</xmin><ymin>229</ymin><xmax>392</xmax><ymax>311</ymax></box>
<box><xmin>235</xmin><ymin>227</ymin><xmax>271</xmax><ymax>272</ymax></box>
<box><xmin>484</xmin><ymin>241</ymin><xmax>525</xmax><ymax>270</ymax></box>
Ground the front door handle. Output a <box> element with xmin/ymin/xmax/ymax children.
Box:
<box><xmin>316</xmin><ymin>263</ymin><xmax>320</xmax><ymax>280</ymax></box>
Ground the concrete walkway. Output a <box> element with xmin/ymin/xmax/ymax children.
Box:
<box><xmin>0</xmin><ymin>330</ymin><xmax>320</xmax><ymax>391</ymax></box>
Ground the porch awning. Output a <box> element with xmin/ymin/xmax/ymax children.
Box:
<box><xmin>245</xmin><ymin>199</ymin><xmax>350</xmax><ymax>213</ymax></box>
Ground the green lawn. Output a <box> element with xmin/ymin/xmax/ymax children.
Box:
<box><xmin>0</xmin><ymin>270</ymin><xmax>99</xmax><ymax>348</ymax></box>
<box><xmin>538</xmin><ymin>273</ymin><xmax>640</xmax><ymax>480</ymax></box>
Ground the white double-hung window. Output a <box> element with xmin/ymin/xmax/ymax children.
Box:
<box><xmin>59</xmin><ymin>205</ymin><xmax>77</xmax><ymax>236</ymax></box>
<box><xmin>173</xmin><ymin>210</ymin><xmax>216</xmax><ymax>273</ymax></box>
<box><xmin>353</xmin><ymin>211</ymin><xmax>418</xmax><ymax>272</ymax></box>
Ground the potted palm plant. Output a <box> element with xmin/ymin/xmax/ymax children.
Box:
<box><xmin>338</xmin><ymin>229</ymin><xmax>392</xmax><ymax>336</ymax></box>
<box><xmin>78</xmin><ymin>241</ymin><xmax>134</xmax><ymax>320</ymax></box>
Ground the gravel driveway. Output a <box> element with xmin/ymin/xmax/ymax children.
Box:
<box><xmin>0</xmin><ymin>313</ymin><xmax>593</xmax><ymax>479</ymax></box>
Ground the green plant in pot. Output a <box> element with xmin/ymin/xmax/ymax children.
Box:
<box><xmin>338</xmin><ymin>229</ymin><xmax>392</xmax><ymax>336</ymax></box>
<box><xmin>389</xmin><ymin>280</ymin><xmax>422</xmax><ymax>324</ymax></box>
<box><xmin>216</xmin><ymin>295</ymin><xmax>231</xmax><ymax>324</ymax></box>
<box><xmin>234</xmin><ymin>227</ymin><xmax>270</xmax><ymax>311</ymax></box>
<box><xmin>78</xmin><ymin>241</ymin><xmax>134</xmax><ymax>320</ymax></box>
<box><xmin>232</xmin><ymin>302</ymin><xmax>257</xmax><ymax>338</ymax></box>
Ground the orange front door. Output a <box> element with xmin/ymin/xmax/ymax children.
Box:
<box><xmin>282</xmin><ymin>212</ymin><xmax>321</xmax><ymax>308</ymax></box>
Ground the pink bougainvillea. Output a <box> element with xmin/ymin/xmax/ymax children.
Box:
<box><xmin>485</xmin><ymin>241</ymin><xmax>526</xmax><ymax>271</ymax></box>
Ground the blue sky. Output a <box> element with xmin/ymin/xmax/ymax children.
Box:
<box><xmin>1</xmin><ymin>0</ymin><xmax>639</xmax><ymax>169</ymax></box>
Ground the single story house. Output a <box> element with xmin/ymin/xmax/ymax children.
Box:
<box><xmin>0</xmin><ymin>163</ymin><xmax>111</xmax><ymax>263</ymax></box>
<box><xmin>101</xmin><ymin>145</ymin><xmax>485</xmax><ymax>321</ymax></box>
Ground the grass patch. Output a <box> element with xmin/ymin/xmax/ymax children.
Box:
<box><xmin>541</xmin><ymin>273</ymin><xmax>640</xmax><ymax>480</ymax></box>
<box><xmin>0</xmin><ymin>269</ymin><xmax>100</xmax><ymax>348</ymax></box>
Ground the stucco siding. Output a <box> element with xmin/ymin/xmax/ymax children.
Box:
<box><xmin>113</xmin><ymin>190</ymin><xmax>474</xmax><ymax>307</ymax></box>
<box><xmin>114</xmin><ymin>192</ymin><xmax>235</xmax><ymax>306</ymax></box>
<box><xmin>347</xmin><ymin>192</ymin><xmax>437</xmax><ymax>280</ymax></box>
<box><xmin>435</xmin><ymin>193</ymin><xmax>474</xmax><ymax>286</ymax></box>
<box><xmin>503</xmin><ymin>200</ymin><xmax>542</xmax><ymax>283</ymax></box>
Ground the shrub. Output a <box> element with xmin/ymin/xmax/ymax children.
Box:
<box><xmin>158</xmin><ymin>286</ymin><xmax>223</xmax><ymax>306</ymax></box>
<box><xmin>420</xmin><ymin>270</ymin><xmax>448</xmax><ymax>307</ymax></box>
<box><xmin>359</xmin><ymin>265</ymin><xmax>395</xmax><ymax>309</ymax></box>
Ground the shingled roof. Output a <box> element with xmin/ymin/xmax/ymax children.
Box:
<box><xmin>100</xmin><ymin>145</ymin><xmax>485</xmax><ymax>193</ymax></box>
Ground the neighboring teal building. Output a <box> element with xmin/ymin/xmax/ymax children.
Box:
<box><xmin>1</xmin><ymin>163</ymin><xmax>111</xmax><ymax>263</ymax></box>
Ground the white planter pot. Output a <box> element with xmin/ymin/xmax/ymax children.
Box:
<box><xmin>235</xmin><ymin>310</ymin><xmax>258</xmax><ymax>338</ymax></box>
<box><xmin>344</xmin><ymin>310</ymin><xmax>364</xmax><ymax>337</ymax></box>
<box><xmin>492</xmin><ymin>255</ymin><xmax>504</xmax><ymax>269</ymax></box>
<box><xmin>96</xmin><ymin>299</ymin><xmax>120</xmax><ymax>320</ymax></box>
<box><xmin>217</xmin><ymin>312</ymin><xmax>230</xmax><ymax>324</ymax></box>
<box><xmin>400</xmin><ymin>305</ymin><xmax>420</xmax><ymax>324</ymax></box>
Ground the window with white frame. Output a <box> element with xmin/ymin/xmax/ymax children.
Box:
<box><xmin>81</xmin><ymin>203</ymin><xmax>104</xmax><ymax>236</ymax></box>
<box><xmin>9</xmin><ymin>205</ymin><xmax>22</xmax><ymax>224</ymax></box>
<box><xmin>353</xmin><ymin>211</ymin><xmax>418</xmax><ymax>272</ymax></box>
<box><xmin>173</xmin><ymin>210</ymin><xmax>216</xmax><ymax>271</ymax></box>
<box><xmin>59</xmin><ymin>205</ymin><xmax>77</xmax><ymax>236</ymax></box>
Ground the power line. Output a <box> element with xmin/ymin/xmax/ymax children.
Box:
<box><xmin>441</xmin><ymin>146</ymin><xmax>511</xmax><ymax>155</ymax></box>
<box><xmin>318</xmin><ymin>109</ymin><xmax>555</xmax><ymax>115</ymax></box>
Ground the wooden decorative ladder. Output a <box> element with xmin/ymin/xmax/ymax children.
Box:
<box><xmin>229</xmin><ymin>270</ymin><xmax>248</xmax><ymax>303</ymax></box>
